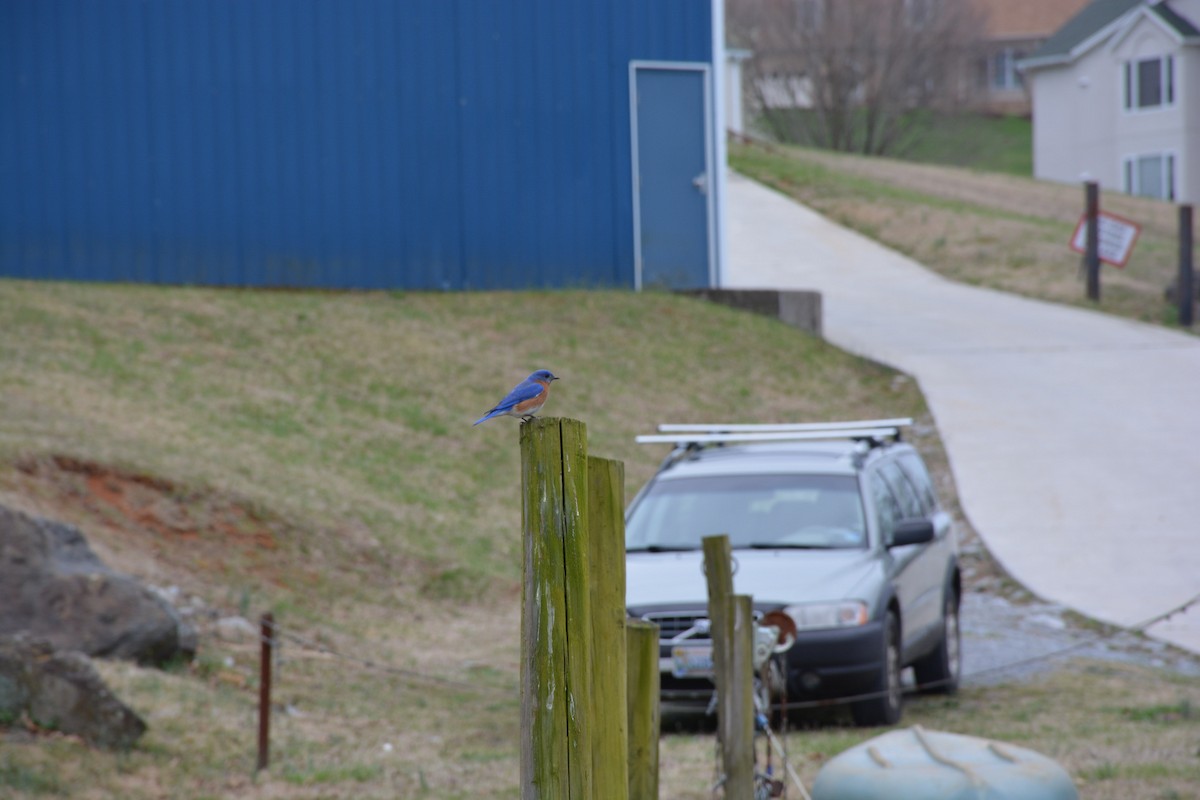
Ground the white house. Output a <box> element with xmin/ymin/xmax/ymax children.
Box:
<box><xmin>725</xmin><ymin>47</ymin><xmax>754</xmax><ymax>134</ymax></box>
<box><xmin>1021</xmin><ymin>0</ymin><xmax>1200</xmax><ymax>203</ymax></box>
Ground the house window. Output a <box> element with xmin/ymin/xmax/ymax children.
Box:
<box><xmin>1123</xmin><ymin>153</ymin><xmax>1176</xmax><ymax>200</ymax></box>
<box><xmin>904</xmin><ymin>0</ymin><xmax>936</xmax><ymax>28</ymax></box>
<box><xmin>990</xmin><ymin>49</ymin><xmax>1024</xmax><ymax>91</ymax></box>
<box><xmin>796</xmin><ymin>0</ymin><xmax>823</xmax><ymax>30</ymax></box>
<box><xmin>1123</xmin><ymin>55</ymin><xmax>1175</xmax><ymax>110</ymax></box>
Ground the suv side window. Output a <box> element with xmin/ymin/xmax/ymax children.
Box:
<box><xmin>898</xmin><ymin>453</ymin><xmax>938</xmax><ymax>513</ymax></box>
<box><xmin>869</xmin><ymin>471</ymin><xmax>901</xmax><ymax>546</ymax></box>
<box><xmin>880</xmin><ymin>460</ymin><xmax>924</xmax><ymax>520</ymax></box>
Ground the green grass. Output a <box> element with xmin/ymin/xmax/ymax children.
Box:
<box><xmin>0</xmin><ymin>755</ymin><xmax>63</xmax><ymax>796</ymax></box>
<box><xmin>0</xmin><ymin>279</ymin><xmax>933</xmax><ymax>798</ymax></box>
<box><xmin>895</xmin><ymin>112</ymin><xmax>1033</xmax><ymax>175</ymax></box>
<box><xmin>756</xmin><ymin>110</ymin><xmax>1033</xmax><ymax>175</ymax></box>
<box><xmin>657</xmin><ymin>664</ymin><xmax>1200</xmax><ymax>800</ymax></box>
<box><xmin>0</xmin><ymin>280</ymin><xmax>1196</xmax><ymax>799</ymax></box>
<box><xmin>283</xmin><ymin>763</ymin><xmax>383</xmax><ymax>785</ymax></box>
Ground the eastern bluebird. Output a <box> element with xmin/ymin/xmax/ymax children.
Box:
<box><xmin>473</xmin><ymin>369</ymin><xmax>560</xmax><ymax>425</ymax></box>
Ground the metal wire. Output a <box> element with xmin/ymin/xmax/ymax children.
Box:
<box><xmin>232</xmin><ymin>585</ymin><xmax>1199</xmax><ymax>714</ymax></box>
<box><xmin>764</xmin><ymin>726</ymin><xmax>813</xmax><ymax>800</ymax></box>
<box><xmin>257</xmin><ymin>618</ymin><xmax>518</xmax><ymax>698</ymax></box>
<box><xmin>771</xmin><ymin>588</ymin><xmax>1200</xmax><ymax>712</ymax></box>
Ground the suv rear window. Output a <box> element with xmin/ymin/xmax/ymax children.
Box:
<box><xmin>626</xmin><ymin>474</ymin><xmax>866</xmax><ymax>551</ymax></box>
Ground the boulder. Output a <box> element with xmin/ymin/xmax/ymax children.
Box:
<box><xmin>0</xmin><ymin>634</ymin><xmax>147</xmax><ymax>750</ymax></box>
<box><xmin>0</xmin><ymin>505</ymin><xmax>196</xmax><ymax>666</ymax></box>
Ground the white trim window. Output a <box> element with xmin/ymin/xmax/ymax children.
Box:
<box><xmin>990</xmin><ymin>48</ymin><xmax>1025</xmax><ymax>91</ymax></box>
<box><xmin>1123</xmin><ymin>152</ymin><xmax>1176</xmax><ymax>200</ymax></box>
<box><xmin>795</xmin><ymin>0</ymin><xmax>823</xmax><ymax>30</ymax></box>
<box><xmin>904</xmin><ymin>0</ymin><xmax>936</xmax><ymax>29</ymax></box>
<box><xmin>1123</xmin><ymin>55</ymin><xmax>1175</xmax><ymax>110</ymax></box>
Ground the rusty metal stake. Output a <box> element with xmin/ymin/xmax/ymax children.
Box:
<box><xmin>258</xmin><ymin>612</ymin><xmax>273</xmax><ymax>772</ymax></box>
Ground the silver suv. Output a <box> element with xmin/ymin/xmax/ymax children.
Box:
<box><xmin>624</xmin><ymin>420</ymin><xmax>961</xmax><ymax>726</ymax></box>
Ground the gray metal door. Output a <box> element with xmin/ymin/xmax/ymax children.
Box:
<box><xmin>631</xmin><ymin>63</ymin><xmax>713</xmax><ymax>289</ymax></box>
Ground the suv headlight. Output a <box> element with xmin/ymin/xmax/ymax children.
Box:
<box><xmin>782</xmin><ymin>601</ymin><xmax>869</xmax><ymax>631</ymax></box>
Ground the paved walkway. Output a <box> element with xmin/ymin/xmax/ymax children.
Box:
<box><xmin>723</xmin><ymin>170</ymin><xmax>1200</xmax><ymax>655</ymax></box>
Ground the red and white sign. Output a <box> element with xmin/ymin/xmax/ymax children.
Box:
<box><xmin>1069</xmin><ymin>211</ymin><xmax>1142</xmax><ymax>269</ymax></box>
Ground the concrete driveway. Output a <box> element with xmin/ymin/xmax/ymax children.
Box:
<box><xmin>723</xmin><ymin>171</ymin><xmax>1200</xmax><ymax>655</ymax></box>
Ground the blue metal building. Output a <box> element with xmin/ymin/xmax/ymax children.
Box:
<box><xmin>1</xmin><ymin>1</ymin><xmax>727</xmax><ymax>290</ymax></box>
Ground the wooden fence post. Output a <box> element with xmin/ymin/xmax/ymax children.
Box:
<box><xmin>1084</xmin><ymin>180</ymin><xmax>1101</xmax><ymax>302</ymax></box>
<box><xmin>626</xmin><ymin>620</ymin><xmax>660</xmax><ymax>800</ymax></box>
<box><xmin>703</xmin><ymin>535</ymin><xmax>754</xmax><ymax>800</ymax></box>
<box><xmin>520</xmin><ymin>417</ymin><xmax>593</xmax><ymax>799</ymax></box>
<box><xmin>588</xmin><ymin>455</ymin><xmax>628</xmax><ymax>800</ymax></box>
<box><xmin>731</xmin><ymin>593</ymin><xmax>756</xmax><ymax>763</ymax></box>
<box><xmin>1179</xmin><ymin>203</ymin><xmax>1194</xmax><ymax>327</ymax></box>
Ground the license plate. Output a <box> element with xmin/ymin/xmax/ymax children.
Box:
<box><xmin>671</xmin><ymin>645</ymin><xmax>714</xmax><ymax>678</ymax></box>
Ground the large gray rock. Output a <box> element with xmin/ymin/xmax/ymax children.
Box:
<box><xmin>0</xmin><ymin>634</ymin><xmax>147</xmax><ymax>750</ymax></box>
<box><xmin>0</xmin><ymin>505</ymin><xmax>196</xmax><ymax>666</ymax></box>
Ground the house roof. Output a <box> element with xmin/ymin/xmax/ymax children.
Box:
<box><xmin>1105</xmin><ymin>2</ymin><xmax>1200</xmax><ymax>52</ymax></box>
<box><xmin>1021</xmin><ymin>0</ymin><xmax>1142</xmax><ymax>67</ymax></box>
<box><xmin>1023</xmin><ymin>0</ymin><xmax>1200</xmax><ymax>69</ymax></box>
<box><xmin>1151</xmin><ymin>2</ymin><xmax>1200</xmax><ymax>38</ymax></box>
<box><xmin>974</xmin><ymin>0</ymin><xmax>1092</xmax><ymax>40</ymax></box>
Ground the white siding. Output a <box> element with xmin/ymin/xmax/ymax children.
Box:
<box><xmin>1111</xmin><ymin>19</ymin><xmax>1185</xmax><ymax>199</ymax></box>
<box><xmin>1030</xmin><ymin>8</ymin><xmax>1200</xmax><ymax>203</ymax></box>
<box><xmin>1181</xmin><ymin>46</ymin><xmax>1200</xmax><ymax>203</ymax></box>
<box><xmin>1031</xmin><ymin>45</ymin><xmax>1121</xmax><ymax>190</ymax></box>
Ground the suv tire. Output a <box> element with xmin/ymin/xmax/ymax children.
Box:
<box><xmin>851</xmin><ymin>612</ymin><xmax>902</xmax><ymax>727</ymax></box>
<box><xmin>913</xmin><ymin>586</ymin><xmax>961</xmax><ymax>695</ymax></box>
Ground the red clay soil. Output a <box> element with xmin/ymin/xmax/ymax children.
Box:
<box><xmin>12</xmin><ymin>455</ymin><xmax>286</xmax><ymax>585</ymax></box>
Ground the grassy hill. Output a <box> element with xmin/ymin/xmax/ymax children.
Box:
<box><xmin>731</xmin><ymin>138</ymin><xmax>1193</xmax><ymax>330</ymax></box>
<box><xmin>759</xmin><ymin>111</ymin><xmax>1033</xmax><ymax>176</ymax></box>
<box><xmin>0</xmin><ymin>280</ymin><xmax>937</xmax><ymax>798</ymax></box>
<box><xmin>1</xmin><ymin>183</ymin><xmax>1197</xmax><ymax>795</ymax></box>
<box><xmin>896</xmin><ymin>113</ymin><xmax>1033</xmax><ymax>176</ymax></box>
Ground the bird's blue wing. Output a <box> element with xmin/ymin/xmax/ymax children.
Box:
<box><xmin>495</xmin><ymin>379</ymin><xmax>543</xmax><ymax>410</ymax></box>
<box><xmin>473</xmin><ymin>378</ymin><xmax>543</xmax><ymax>425</ymax></box>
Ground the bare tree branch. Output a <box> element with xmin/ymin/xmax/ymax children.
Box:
<box><xmin>730</xmin><ymin>0</ymin><xmax>987</xmax><ymax>155</ymax></box>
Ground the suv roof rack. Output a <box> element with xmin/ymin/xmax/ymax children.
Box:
<box><xmin>636</xmin><ymin>418</ymin><xmax>912</xmax><ymax>447</ymax></box>
<box><xmin>654</xmin><ymin>418</ymin><xmax>912</xmax><ymax>434</ymax></box>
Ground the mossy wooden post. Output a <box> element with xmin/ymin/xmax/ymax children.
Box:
<box><xmin>588</xmin><ymin>456</ymin><xmax>628</xmax><ymax>800</ymax></box>
<box><xmin>626</xmin><ymin>619</ymin><xmax>660</xmax><ymax>800</ymax></box>
<box><xmin>702</xmin><ymin>535</ymin><xmax>754</xmax><ymax>800</ymax></box>
<box><xmin>731</xmin><ymin>594</ymin><xmax>757</xmax><ymax>785</ymax></box>
<box><xmin>520</xmin><ymin>417</ymin><xmax>593</xmax><ymax>799</ymax></box>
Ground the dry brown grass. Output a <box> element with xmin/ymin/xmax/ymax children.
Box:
<box><xmin>0</xmin><ymin>273</ymin><xmax>1193</xmax><ymax>798</ymax></box>
<box><xmin>730</xmin><ymin>141</ymin><xmax>1193</xmax><ymax>328</ymax></box>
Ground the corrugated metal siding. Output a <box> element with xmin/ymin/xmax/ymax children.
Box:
<box><xmin>0</xmin><ymin>0</ymin><xmax>712</xmax><ymax>289</ymax></box>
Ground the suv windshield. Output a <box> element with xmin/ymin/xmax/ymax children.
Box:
<box><xmin>626</xmin><ymin>474</ymin><xmax>866</xmax><ymax>551</ymax></box>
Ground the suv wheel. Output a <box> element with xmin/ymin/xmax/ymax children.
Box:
<box><xmin>850</xmin><ymin>613</ymin><xmax>902</xmax><ymax>727</ymax></box>
<box><xmin>913</xmin><ymin>586</ymin><xmax>961</xmax><ymax>695</ymax></box>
